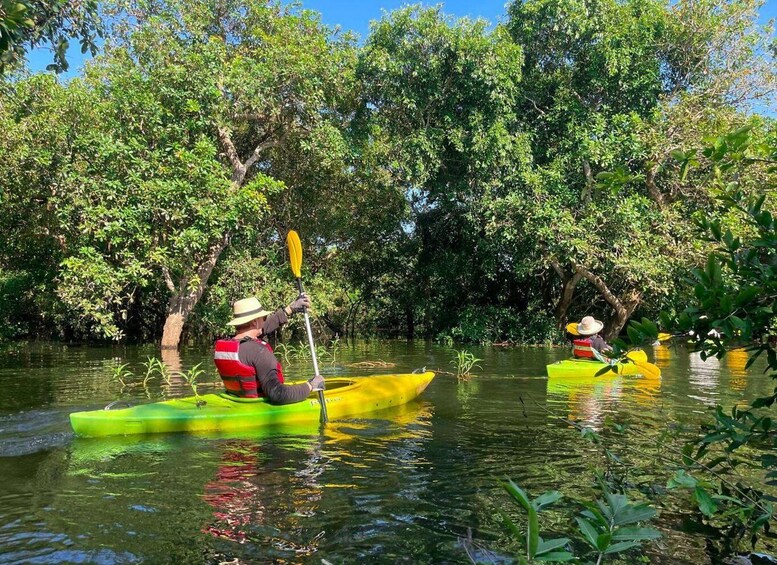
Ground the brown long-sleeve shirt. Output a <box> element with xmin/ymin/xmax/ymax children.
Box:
<box><xmin>235</xmin><ymin>309</ymin><xmax>311</xmax><ymax>405</ymax></box>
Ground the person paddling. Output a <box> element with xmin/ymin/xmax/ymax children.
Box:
<box><xmin>572</xmin><ymin>316</ymin><xmax>613</xmax><ymax>360</ymax></box>
<box><xmin>213</xmin><ymin>296</ymin><xmax>325</xmax><ymax>404</ymax></box>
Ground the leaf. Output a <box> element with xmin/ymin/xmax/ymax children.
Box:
<box><xmin>604</xmin><ymin>541</ymin><xmax>642</xmax><ymax>554</ymax></box>
<box><xmin>613</xmin><ymin>504</ymin><xmax>657</xmax><ymax>526</ymax></box>
<box><xmin>536</xmin><ymin>537</ymin><xmax>570</xmax><ymax>555</ymax></box>
<box><xmin>533</xmin><ymin>491</ymin><xmax>563</xmax><ymax>510</ymax></box>
<box><xmin>596</xmin><ymin>532</ymin><xmax>613</xmax><ymax>551</ymax></box>
<box><xmin>575</xmin><ymin>517</ymin><xmax>600</xmax><ymax>549</ymax></box>
<box><xmin>535</xmin><ymin>552</ymin><xmax>575</xmax><ymax>562</ymax></box>
<box><xmin>667</xmin><ymin>469</ymin><xmax>697</xmax><ymax>489</ymax></box>
<box><xmin>694</xmin><ymin>487</ymin><xmax>718</xmax><ymax>517</ymax></box>
<box><xmin>503</xmin><ymin>480</ymin><xmax>532</xmax><ymax>512</ymax></box>
<box><xmin>612</xmin><ymin>527</ymin><xmax>661</xmax><ymax>541</ymax></box>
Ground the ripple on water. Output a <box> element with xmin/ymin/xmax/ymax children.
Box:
<box><xmin>0</xmin><ymin>343</ymin><xmax>774</xmax><ymax>564</ymax></box>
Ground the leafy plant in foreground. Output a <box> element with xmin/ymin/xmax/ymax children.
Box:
<box><xmin>575</xmin><ymin>489</ymin><xmax>660</xmax><ymax>565</ymax></box>
<box><xmin>501</xmin><ymin>480</ymin><xmax>572</xmax><ymax>563</ymax></box>
<box><xmin>500</xmin><ymin>480</ymin><xmax>660</xmax><ymax>564</ymax></box>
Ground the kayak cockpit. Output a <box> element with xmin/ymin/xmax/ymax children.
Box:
<box><xmin>216</xmin><ymin>378</ymin><xmax>360</xmax><ymax>403</ymax></box>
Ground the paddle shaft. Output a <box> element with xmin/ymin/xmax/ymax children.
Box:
<box><xmin>296</xmin><ymin>278</ymin><xmax>328</xmax><ymax>423</ymax></box>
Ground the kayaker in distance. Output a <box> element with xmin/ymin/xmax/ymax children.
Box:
<box><xmin>213</xmin><ymin>296</ymin><xmax>325</xmax><ymax>403</ymax></box>
<box><xmin>572</xmin><ymin>316</ymin><xmax>613</xmax><ymax>360</ymax></box>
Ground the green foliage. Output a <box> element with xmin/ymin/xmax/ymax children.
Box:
<box><xmin>501</xmin><ymin>480</ymin><xmax>572</xmax><ymax>563</ymax></box>
<box><xmin>611</xmin><ymin>128</ymin><xmax>777</xmax><ymax>553</ymax></box>
<box><xmin>0</xmin><ymin>0</ymin><xmax>103</xmax><ymax>73</ymax></box>
<box><xmin>0</xmin><ymin>0</ymin><xmax>774</xmax><ymax>348</ymax></box>
<box><xmin>500</xmin><ymin>480</ymin><xmax>659</xmax><ymax>564</ymax></box>
<box><xmin>110</xmin><ymin>362</ymin><xmax>133</xmax><ymax>388</ymax></box>
<box><xmin>575</xmin><ymin>490</ymin><xmax>661</xmax><ymax>562</ymax></box>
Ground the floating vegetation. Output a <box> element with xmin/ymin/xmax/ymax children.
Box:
<box><xmin>346</xmin><ymin>360</ymin><xmax>396</xmax><ymax>368</ymax></box>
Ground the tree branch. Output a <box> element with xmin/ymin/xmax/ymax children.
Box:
<box><xmin>217</xmin><ymin>126</ymin><xmax>244</xmax><ymax>175</ymax></box>
<box><xmin>161</xmin><ymin>266</ymin><xmax>175</xmax><ymax>293</ymax></box>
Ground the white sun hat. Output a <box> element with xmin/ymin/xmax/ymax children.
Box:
<box><xmin>577</xmin><ymin>316</ymin><xmax>604</xmax><ymax>336</ymax></box>
<box><xmin>227</xmin><ymin>297</ymin><xmax>273</xmax><ymax>326</ymax></box>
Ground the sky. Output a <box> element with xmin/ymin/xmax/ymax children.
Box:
<box><xmin>26</xmin><ymin>0</ymin><xmax>777</xmax><ymax>78</ymax></box>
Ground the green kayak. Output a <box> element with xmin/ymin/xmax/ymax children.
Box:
<box><xmin>70</xmin><ymin>372</ymin><xmax>435</xmax><ymax>438</ymax></box>
<box><xmin>546</xmin><ymin>359</ymin><xmax>647</xmax><ymax>378</ymax></box>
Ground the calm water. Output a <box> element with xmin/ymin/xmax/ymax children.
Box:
<box><xmin>0</xmin><ymin>341</ymin><xmax>771</xmax><ymax>564</ymax></box>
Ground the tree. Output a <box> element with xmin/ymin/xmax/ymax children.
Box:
<box><xmin>352</xmin><ymin>6</ymin><xmax>528</xmax><ymax>340</ymax></box>
<box><xmin>0</xmin><ymin>0</ymin><xmax>102</xmax><ymax>73</ymax></box>
<box><xmin>486</xmin><ymin>0</ymin><xmax>776</xmax><ymax>338</ymax></box>
<box><xmin>0</xmin><ymin>0</ymin><xmax>357</xmax><ymax>347</ymax></box>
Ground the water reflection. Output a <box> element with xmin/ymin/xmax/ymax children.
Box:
<box><xmin>726</xmin><ymin>349</ymin><xmax>749</xmax><ymax>392</ymax></box>
<box><xmin>653</xmin><ymin>344</ymin><xmax>671</xmax><ymax>369</ymax></box>
<box><xmin>200</xmin><ymin>402</ymin><xmax>433</xmax><ymax>558</ymax></box>
<box><xmin>688</xmin><ymin>352</ymin><xmax>721</xmax><ymax>405</ymax></box>
<box><xmin>546</xmin><ymin>375</ymin><xmax>623</xmax><ymax>428</ymax></box>
<box><xmin>546</xmin><ymin>371</ymin><xmax>664</xmax><ymax>429</ymax></box>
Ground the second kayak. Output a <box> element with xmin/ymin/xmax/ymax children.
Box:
<box><xmin>546</xmin><ymin>359</ymin><xmax>650</xmax><ymax>378</ymax></box>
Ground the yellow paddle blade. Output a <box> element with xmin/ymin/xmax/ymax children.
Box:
<box><xmin>635</xmin><ymin>360</ymin><xmax>661</xmax><ymax>379</ymax></box>
<box><xmin>566</xmin><ymin>322</ymin><xmax>579</xmax><ymax>336</ymax></box>
<box><xmin>626</xmin><ymin>349</ymin><xmax>648</xmax><ymax>364</ymax></box>
<box><xmin>287</xmin><ymin>230</ymin><xmax>302</xmax><ymax>279</ymax></box>
<box><xmin>658</xmin><ymin>332</ymin><xmax>672</xmax><ymax>342</ymax></box>
<box><xmin>626</xmin><ymin>349</ymin><xmax>661</xmax><ymax>378</ymax></box>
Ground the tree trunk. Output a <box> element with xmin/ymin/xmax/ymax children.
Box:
<box><xmin>605</xmin><ymin>290</ymin><xmax>641</xmax><ymax>340</ymax></box>
<box><xmin>552</xmin><ymin>261</ymin><xmax>583</xmax><ymax>329</ymax></box>
<box><xmin>581</xmin><ymin>158</ymin><xmax>594</xmax><ymax>203</ymax></box>
<box><xmin>406</xmin><ymin>306</ymin><xmax>415</xmax><ymax>340</ymax></box>
<box><xmin>575</xmin><ymin>264</ymin><xmax>642</xmax><ymax>341</ymax></box>
<box><xmin>645</xmin><ymin>162</ymin><xmax>666</xmax><ymax>208</ymax></box>
<box><xmin>160</xmin><ymin>235</ymin><xmax>229</xmax><ymax>349</ymax></box>
<box><xmin>158</xmin><ymin>127</ymin><xmax>277</xmax><ymax>350</ymax></box>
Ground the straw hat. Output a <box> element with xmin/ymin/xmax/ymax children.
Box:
<box><xmin>227</xmin><ymin>297</ymin><xmax>273</xmax><ymax>326</ymax></box>
<box><xmin>577</xmin><ymin>316</ymin><xmax>604</xmax><ymax>336</ymax></box>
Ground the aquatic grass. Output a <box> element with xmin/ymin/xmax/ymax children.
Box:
<box><xmin>110</xmin><ymin>363</ymin><xmax>133</xmax><ymax>388</ymax></box>
<box><xmin>179</xmin><ymin>363</ymin><xmax>206</xmax><ymax>406</ymax></box>
<box><xmin>450</xmin><ymin>349</ymin><xmax>482</xmax><ymax>376</ymax></box>
<box><xmin>141</xmin><ymin>355</ymin><xmax>172</xmax><ymax>388</ymax></box>
<box><xmin>274</xmin><ymin>343</ymin><xmax>297</xmax><ymax>365</ymax></box>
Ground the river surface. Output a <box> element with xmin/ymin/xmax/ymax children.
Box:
<box><xmin>0</xmin><ymin>340</ymin><xmax>772</xmax><ymax>564</ymax></box>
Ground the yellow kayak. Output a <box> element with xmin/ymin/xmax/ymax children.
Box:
<box><xmin>70</xmin><ymin>372</ymin><xmax>435</xmax><ymax>437</ymax></box>
<box><xmin>546</xmin><ymin>359</ymin><xmax>646</xmax><ymax>378</ymax></box>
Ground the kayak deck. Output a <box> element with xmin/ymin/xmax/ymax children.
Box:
<box><xmin>70</xmin><ymin>372</ymin><xmax>435</xmax><ymax>437</ymax></box>
<box><xmin>546</xmin><ymin>359</ymin><xmax>646</xmax><ymax>378</ymax></box>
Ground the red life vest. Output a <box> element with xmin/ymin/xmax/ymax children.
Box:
<box><xmin>213</xmin><ymin>338</ymin><xmax>284</xmax><ymax>398</ymax></box>
<box><xmin>573</xmin><ymin>338</ymin><xmax>595</xmax><ymax>359</ymax></box>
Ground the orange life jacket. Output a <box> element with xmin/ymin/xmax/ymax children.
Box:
<box><xmin>213</xmin><ymin>338</ymin><xmax>284</xmax><ymax>398</ymax></box>
<box><xmin>572</xmin><ymin>338</ymin><xmax>595</xmax><ymax>359</ymax></box>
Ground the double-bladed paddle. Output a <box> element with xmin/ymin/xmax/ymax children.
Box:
<box><xmin>286</xmin><ymin>230</ymin><xmax>328</xmax><ymax>424</ymax></box>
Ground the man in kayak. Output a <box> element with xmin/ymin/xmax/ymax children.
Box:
<box><xmin>213</xmin><ymin>296</ymin><xmax>325</xmax><ymax>403</ymax></box>
<box><xmin>572</xmin><ymin>316</ymin><xmax>613</xmax><ymax>360</ymax></box>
